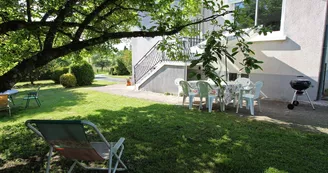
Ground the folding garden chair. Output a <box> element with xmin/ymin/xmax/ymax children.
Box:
<box><xmin>25</xmin><ymin>120</ymin><xmax>127</xmax><ymax>173</ymax></box>
<box><xmin>24</xmin><ymin>86</ymin><xmax>41</xmax><ymax>109</ymax></box>
<box><xmin>0</xmin><ymin>95</ymin><xmax>11</xmax><ymax>116</ymax></box>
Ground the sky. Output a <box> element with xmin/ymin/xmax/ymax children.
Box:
<box><xmin>114</xmin><ymin>39</ymin><xmax>131</xmax><ymax>50</ymax></box>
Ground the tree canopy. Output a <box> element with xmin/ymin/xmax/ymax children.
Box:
<box><xmin>0</xmin><ymin>0</ymin><xmax>267</xmax><ymax>91</ymax></box>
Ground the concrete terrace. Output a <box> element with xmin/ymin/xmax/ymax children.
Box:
<box><xmin>90</xmin><ymin>84</ymin><xmax>328</xmax><ymax>134</ymax></box>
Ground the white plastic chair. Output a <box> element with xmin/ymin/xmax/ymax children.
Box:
<box><xmin>237</xmin><ymin>81</ymin><xmax>263</xmax><ymax>115</ymax></box>
<box><xmin>206</xmin><ymin>78</ymin><xmax>216</xmax><ymax>86</ymax></box>
<box><xmin>234</xmin><ymin>77</ymin><xmax>251</xmax><ymax>88</ymax></box>
<box><xmin>196</xmin><ymin>81</ymin><xmax>219</xmax><ymax>112</ymax></box>
<box><xmin>234</xmin><ymin>77</ymin><xmax>251</xmax><ymax>107</ymax></box>
<box><xmin>179</xmin><ymin>81</ymin><xmax>198</xmax><ymax>109</ymax></box>
<box><xmin>174</xmin><ymin>78</ymin><xmax>184</xmax><ymax>99</ymax></box>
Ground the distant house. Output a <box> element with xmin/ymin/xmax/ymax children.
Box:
<box><xmin>131</xmin><ymin>0</ymin><xmax>328</xmax><ymax>101</ymax></box>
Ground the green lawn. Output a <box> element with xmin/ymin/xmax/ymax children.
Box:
<box><xmin>108</xmin><ymin>75</ymin><xmax>131</xmax><ymax>79</ymax></box>
<box><xmin>0</xmin><ymin>82</ymin><xmax>327</xmax><ymax>173</ymax></box>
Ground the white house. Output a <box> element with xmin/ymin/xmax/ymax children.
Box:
<box><xmin>131</xmin><ymin>0</ymin><xmax>328</xmax><ymax>101</ymax></box>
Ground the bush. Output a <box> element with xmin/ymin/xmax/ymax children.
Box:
<box><xmin>39</xmin><ymin>70</ymin><xmax>52</xmax><ymax>80</ymax></box>
<box><xmin>51</xmin><ymin>67</ymin><xmax>69</xmax><ymax>84</ymax></box>
<box><xmin>60</xmin><ymin>73</ymin><xmax>77</xmax><ymax>88</ymax></box>
<box><xmin>109</xmin><ymin>67</ymin><xmax>116</xmax><ymax>75</ymax></box>
<box><xmin>114</xmin><ymin>59</ymin><xmax>130</xmax><ymax>75</ymax></box>
<box><xmin>71</xmin><ymin>61</ymin><xmax>95</xmax><ymax>86</ymax></box>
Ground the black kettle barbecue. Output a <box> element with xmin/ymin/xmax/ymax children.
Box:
<box><xmin>287</xmin><ymin>76</ymin><xmax>315</xmax><ymax>110</ymax></box>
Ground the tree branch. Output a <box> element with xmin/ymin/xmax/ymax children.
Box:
<box><xmin>44</xmin><ymin>0</ymin><xmax>79</xmax><ymax>49</ymax></box>
<box><xmin>107</xmin><ymin>18</ymin><xmax>131</xmax><ymax>30</ymax></box>
<box><xmin>0</xmin><ymin>11</ymin><xmax>232</xmax><ymax>91</ymax></box>
<box><xmin>26</xmin><ymin>0</ymin><xmax>32</xmax><ymax>22</ymax></box>
<box><xmin>41</xmin><ymin>9</ymin><xmax>56</xmax><ymax>22</ymax></box>
<box><xmin>73</xmin><ymin>0</ymin><xmax>115</xmax><ymax>42</ymax></box>
<box><xmin>95</xmin><ymin>7</ymin><xmax>120</xmax><ymax>23</ymax></box>
<box><xmin>114</xmin><ymin>3</ymin><xmax>148</xmax><ymax>12</ymax></box>
<box><xmin>0</xmin><ymin>21</ymin><xmax>102</xmax><ymax>35</ymax></box>
<box><xmin>58</xmin><ymin>29</ymin><xmax>74</xmax><ymax>40</ymax></box>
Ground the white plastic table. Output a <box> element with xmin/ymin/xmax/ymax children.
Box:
<box><xmin>187</xmin><ymin>80</ymin><xmax>241</xmax><ymax>110</ymax></box>
<box><xmin>0</xmin><ymin>89</ymin><xmax>19</xmax><ymax>105</ymax></box>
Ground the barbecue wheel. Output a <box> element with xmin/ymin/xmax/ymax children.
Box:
<box><xmin>293</xmin><ymin>101</ymin><xmax>299</xmax><ymax>106</ymax></box>
<box><xmin>287</xmin><ymin>104</ymin><xmax>294</xmax><ymax>110</ymax></box>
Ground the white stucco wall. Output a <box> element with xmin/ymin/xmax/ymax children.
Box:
<box><xmin>132</xmin><ymin>0</ymin><xmax>328</xmax><ymax>101</ymax></box>
<box><xmin>231</xmin><ymin>0</ymin><xmax>328</xmax><ymax>100</ymax></box>
<box><xmin>131</xmin><ymin>37</ymin><xmax>163</xmax><ymax>83</ymax></box>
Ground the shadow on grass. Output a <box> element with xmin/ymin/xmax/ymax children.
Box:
<box><xmin>1</xmin><ymin>104</ymin><xmax>327</xmax><ymax>173</ymax></box>
<box><xmin>13</xmin><ymin>83</ymin><xmax>56</xmax><ymax>89</ymax></box>
<box><xmin>0</xmin><ymin>86</ymin><xmax>87</xmax><ymax>123</ymax></box>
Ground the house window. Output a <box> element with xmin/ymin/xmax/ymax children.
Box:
<box><xmin>229</xmin><ymin>73</ymin><xmax>238</xmax><ymax>81</ymax></box>
<box><xmin>235</xmin><ymin>2</ymin><xmax>244</xmax><ymax>9</ymax></box>
<box><xmin>234</xmin><ymin>0</ymin><xmax>283</xmax><ymax>31</ymax></box>
<box><xmin>228</xmin><ymin>73</ymin><xmax>249</xmax><ymax>81</ymax></box>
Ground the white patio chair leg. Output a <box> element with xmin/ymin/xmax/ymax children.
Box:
<box><xmin>239</xmin><ymin>90</ymin><xmax>243</xmax><ymax>108</ymax></box>
<box><xmin>205</xmin><ymin>97</ymin><xmax>209</xmax><ymax>108</ymax></box>
<box><xmin>68</xmin><ymin>161</ymin><xmax>77</xmax><ymax>173</ymax></box>
<box><xmin>199</xmin><ymin>97</ymin><xmax>203</xmax><ymax>109</ymax></box>
<box><xmin>182</xmin><ymin>96</ymin><xmax>186</xmax><ymax>106</ymax></box>
<box><xmin>249</xmin><ymin>99</ymin><xmax>254</xmax><ymax>115</ymax></box>
<box><xmin>236</xmin><ymin>98</ymin><xmax>239</xmax><ymax>113</ymax></box>
<box><xmin>258</xmin><ymin>99</ymin><xmax>262</xmax><ymax>112</ymax></box>
<box><xmin>221</xmin><ymin>102</ymin><xmax>225</xmax><ymax>112</ymax></box>
<box><xmin>245</xmin><ymin>99</ymin><xmax>249</xmax><ymax>109</ymax></box>
<box><xmin>233</xmin><ymin>95</ymin><xmax>237</xmax><ymax>107</ymax></box>
<box><xmin>189</xmin><ymin>95</ymin><xmax>194</xmax><ymax>109</ymax></box>
<box><xmin>46</xmin><ymin>146</ymin><xmax>53</xmax><ymax>173</ymax></box>
<box><xmin>208</xmin><ymin>97</ymin><xmax>213</xmax><ymax>112</ymax></box>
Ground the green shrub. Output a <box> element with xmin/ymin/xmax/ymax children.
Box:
<box><xmin>39</xmin><ymin>70</ymin><xmax>52</xmax><ymax>80</ymax></box>
<box><xmin>60</xmin><ymin>73</ymin><xmax>77</xmax><ymax>88</ymax></box>
<box><xmin>114</xmin><ymin>59</ymin><xmax>130</xmax><ymax>75</ymax></box>
<box><xmin>109</xmin><ymin>67</ymin><xmax>116</xmax><ymax>75</ymax></box>
<box><xmin>51</xmin><ymin>67</ymin><xmax>69</xmax><ymax>84</ymax></box>
<box><xmin>71</xmin><ymin>61</ymin><xmax>94</xmax><ymax>86</ymax></box>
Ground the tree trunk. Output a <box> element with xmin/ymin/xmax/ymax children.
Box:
<box><xmin>29</xmin><ymin>74</ymin><xmax>35</xmax><ymax>85</ymax></box>
<box><xmin>0</xmin><ymin>22</ymin><xmax>195</xmax><ymax>92</ymax></box>
<box><xmin>0</xmin><ymin>50</ymin><xmax>59</xmax><ymax>91</ymax></box>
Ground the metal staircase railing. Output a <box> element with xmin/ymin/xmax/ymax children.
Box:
<box><xmin>133</xmin><ymin>38</ymin><xmax>205</xmax><ymax>84</ymax></box>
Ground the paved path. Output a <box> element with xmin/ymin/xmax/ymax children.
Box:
<box><xmin>95</xmin><ymin>74</ymin><xmax>126</xmax><ymax>83</ymax></box>
<box><xmin>91</xmin><ymin>84</ymin><xmax>180</xmax><ymax>105</ymax></box>
<box><xmin>89</xmin><ymin>84</ymin><xmax>328</xmax><ymax>133</ymax></box>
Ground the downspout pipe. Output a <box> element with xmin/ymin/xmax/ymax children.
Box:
<box><xmin>317</xmin><ymin>2</ymin><xmax>328</xmax><ymax>100</ymax></box>
<box><xmin>255</xmin><ymin>0</ymin><xmax>259</xmax><ymax>26</ymax></box>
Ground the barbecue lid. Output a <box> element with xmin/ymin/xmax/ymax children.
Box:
<box><xmin>290</xmin><ymin>78</ymin><xmax>311</xmax><ymax>91</ymax></box>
